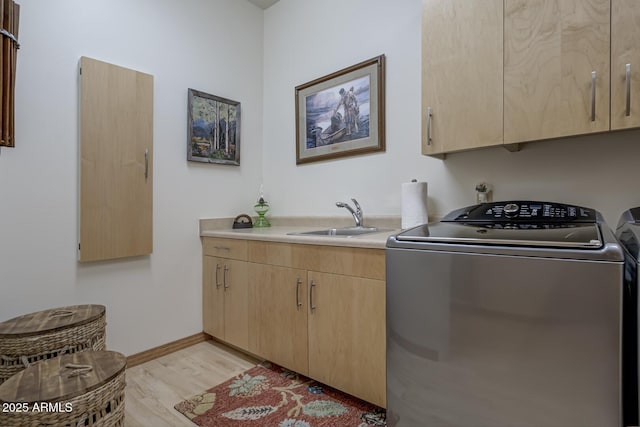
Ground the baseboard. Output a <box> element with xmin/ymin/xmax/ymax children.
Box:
<box><xmin>208</xmin><ymin>335</ymin><xmax>263</xmax><ymax>364</ymax></box>
<box><xmin>126</xmin><ymin>332</ymin><xmax>210</xmax><ymax>368</ymax></box>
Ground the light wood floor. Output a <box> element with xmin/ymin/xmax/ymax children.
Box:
<box><xmin>124</xmin><ymin>339</ymin><xmax>259</xmax><ymax>427</ymax></box>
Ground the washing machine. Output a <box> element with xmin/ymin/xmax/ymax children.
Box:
<box><xmin>616</xmin><ymin>207</ymin><xmax>640</xmax><ymax>427</ymax></box>
<box><xmin>386</xmin><ymin>201</ymin><xmax>627</xmax><ymax>427</ymax></box>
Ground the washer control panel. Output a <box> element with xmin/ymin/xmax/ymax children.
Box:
<box><xmin>446</xmin><ymin>201</ymin><xmax>597</xmax><ymax>223</ymax></box>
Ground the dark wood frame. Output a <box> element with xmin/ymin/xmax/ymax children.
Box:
<box><xmin>295</xmin><ymin>55</ymin><xmax>386</xmax><ymax>165</ymax></box>
<box><xmin>0</xmin><ymin>0</ymin><xmax>20</xmax><ymax>148</ymax></box>
<box><xmin>187</xmin><ymin>88</ymin><xmax>241</xmax><ymax>166</ymax></box>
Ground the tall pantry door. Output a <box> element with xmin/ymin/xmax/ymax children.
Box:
<box><xmin>79</xmin><ymin>57</ymin><xmax>153</xmax><ymax>262</ymax></box>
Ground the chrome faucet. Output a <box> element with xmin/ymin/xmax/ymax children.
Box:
<box><xmin>336</xmin><ymin>198</ymin><xmax>363</xmax><ymax>227</ymax></box>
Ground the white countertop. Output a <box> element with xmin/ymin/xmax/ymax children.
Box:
<box><xmin>199</xmin><ymin>216</ymin><xmax>402</xmax><ymax>249</ymax></box>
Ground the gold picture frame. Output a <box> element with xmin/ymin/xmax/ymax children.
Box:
<box><xmin>295</xmin><ymin>55</ymin><xmax>385</xmax><ymax>165</ymax></box>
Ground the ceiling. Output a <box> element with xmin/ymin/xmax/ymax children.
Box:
<box><xmin>247</xmin><ymin>0</ymin><xmax>280</xmax><ymax>9</ymax></box>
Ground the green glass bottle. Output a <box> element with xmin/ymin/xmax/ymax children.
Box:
<box><xmin>253</xmin><ymin>197</ymin><xmax>271</xmax><ymax>227</ymax></box>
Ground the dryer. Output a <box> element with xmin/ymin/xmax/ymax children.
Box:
<box><xmin>616</xmin><ymin>207</ymin><xmax>640</xmax><ymax>427</ymax></box>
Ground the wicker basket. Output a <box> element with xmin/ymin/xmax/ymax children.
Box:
<box><xmin>0</xmin><ymin>350</ymin><xmax>126</xmax><ymax>427</ymax></box>
<box><xmin>0</xmin><ymin>304</ymin><xmax>106</xmax><ymax>384</ymax></box>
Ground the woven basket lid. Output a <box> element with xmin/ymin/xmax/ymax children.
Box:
<box><xmin>0</xmin><ymin>350</ymin><xmax>125</xmax><ymax>403</ymax></box>
<box><xmin>0</xmin><ymin>304</ymin><xmax>105</xmax><ymax>338</ymax></box>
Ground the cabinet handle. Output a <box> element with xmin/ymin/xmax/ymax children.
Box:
<box><xmin>295</xmin><ymin>278</ymin><xmax>302</xmax><ymax>309</ymax></box>
<box><xmin>223</xmin><ymin>265</ymin><xmax>229</xmax><ymax>290</ymax></box>
<box><xmin>590</xmin><ymin>71</ymin><xmax>596</xmax><ymax>122</ymax></box>
<box><xmin>626</xmin><ymin>63</ymin><xmax>631</xmax><ymax>117</ymax></box>
<box><xmin>309</xmin><ymin>280</ymin><xmax>316</xmax><ymax>311</ymax></box>
<box><xmin>144</xmin><ymin>148</ymin><xmax>149</xmax><ymax>180</ymax></box>
<box><xmin>426</xmin><ymin>107</ymin><xmax>433</xmax><ymax>146</ymax></box>
<box><xmin>215</xmin><ymin>264</ymin><xmax>221</xmax><ymax>289</ymax></box>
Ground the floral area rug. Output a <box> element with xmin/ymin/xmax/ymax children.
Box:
<box><xmin>174</xmin><ymin>362</ymin><xmax>386</xmax><ymax>426</ymax></box>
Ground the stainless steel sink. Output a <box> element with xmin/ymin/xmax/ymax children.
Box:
<box><xmin>288</xmin><ymin>227</ymin><xmax>390</xmax><ymax>237</ymax></box>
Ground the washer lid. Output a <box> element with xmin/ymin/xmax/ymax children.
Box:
<box><xmin>396</xmin><ymin>222</ymin><xmax>603</xmax><ymax>248</ymax></box>
<box><xmin>397</xmin><ymin>201</ymin><xmax>603</xmax><ymax>249</ymax></box>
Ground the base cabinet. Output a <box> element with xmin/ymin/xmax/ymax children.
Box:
<box><xmin>202</xmin><ymin>237</ymin><xmax>386</xmax><ymax>407</ymax></box>
<box><xmin>307</xmin><ymin>271</ymin><xmax>386</xmax><ymax>407</ymax></box>
<box><xmin>202</xmin><ymin>238</ymin><xmax>249</xmax><ymax>350</ymax></box>
<box><xmin>202</xmin><ymin>256</ymin><xmax>224</xmax><ymax>338</ymax></box>
<box><xmin>246</xmin><ymin>240</ymin><xmax>386</xmax><ymax>407</ymax></box>
<box><xmin>248</xmin><ymin>263</ymin><xmax>309</xmax><ymax>376</ymax></box>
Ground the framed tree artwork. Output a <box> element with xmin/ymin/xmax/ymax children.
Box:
<box><xmin>187</xmin><ymin>89</ymin><xmax>241</xmax><ymax>166</ymax></box>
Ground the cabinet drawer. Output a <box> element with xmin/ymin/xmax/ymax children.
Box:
<box><xmin>300</xmin><ymin>246</ymin><xmax>385</xmax><ymax>280</ymax></box>
<box><xmin>247</xmin><ymin>241</ymin><xmax>299</xmax><ymax>268</ymax></box>
<box><xmin>202</xmin><ymin>237</ymin><xmax>247</xmax><ymax>260</ymax></box>
<box><xmin>247</xmin><ymin>242</ymin><xmax>385</xmax><ymax>279</ymax></box>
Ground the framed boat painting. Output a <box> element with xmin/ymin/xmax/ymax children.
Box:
<box><xmin>187</xmin><ymin>88</ymin><xmax>240</xmax><ymax>166</ymax></box>
<box><xmin>295</xmin><ymin>55</ymin><xmax>386</xmax><ymax>165</ymax></box>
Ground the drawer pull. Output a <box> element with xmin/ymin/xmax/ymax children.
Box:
<box><xmin>426</xmin><ymin>107</ymin><xmax>433</xmax><ymax>146</ymax></box>
<box><xmin>309</xmin><ymin>280</ymin><xmax>316</xmax><ymax>311</ymax></box>
<box><xmin>223</xmin><ymin>265</ymin><xmax>229</xmax><ymax>289</ymax></box>
<box><xmin>215</xmin><ymin>264</ymin><xmax>221</xmax><ymax>289</ymax></box>
<box><xmin>590</xmin><ymin>71</ymin><xmax>596</xmax><ymax>122</ymax></box>
<box><xmin>213</xmin><ymin>246</ymin><xmax>230</xmax><ymax>251</ymax></box>
<box><xmin>296</xmin><ymin>278</ymin><xmax>302</xmax><ymax>309</ymax></box>
<box><xmin>144</xmin><ymin>148</ymin><xmax>149</xmax><ymax>180</ymax></box>
<box><xmin>626</xmin><ymin>63</ymin><xmax>631</xmax><ymax>117</ymax></box>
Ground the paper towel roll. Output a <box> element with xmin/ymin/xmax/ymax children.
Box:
<box><xmin>402</xmin><ymin>181</ymin><xmax>428</xmax><ymax>229</ymax></box>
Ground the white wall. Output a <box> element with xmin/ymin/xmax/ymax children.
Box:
<box><xmin>2</xmin><ymin>0</ymin><xmax>640</xmax><ymax>357</ymax></box>
<box><xmin>263</xmin><ymin>0</ymin><xmax>640</xmax><ymax>226</ymax></box>
<box><xmin>0</xmin><ymin>0</ymin><xmax>264</xmax><ymax>355</ymax></box>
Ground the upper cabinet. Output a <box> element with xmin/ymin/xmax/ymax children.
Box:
<box><xmin>422</xmin><ymin>0</ymin><xmax>640</xmax><ymax>156</ymax></box>
<box><xmin>504</xmin><ymin>0</ymin><xmax>610</xmax><ymax>143</ymax></box>
<box><xmin>611</xmin><ymin>0</ymin><xmax>640</xmax><ymax>130</ymax></box>
<box><xmin>422</xmin><ymin>0</ymin><xmax>504</xmax><ymax>155</ymax></box>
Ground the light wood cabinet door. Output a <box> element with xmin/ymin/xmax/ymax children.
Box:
<box><xmin>79</xmin><ymin>57</ymin><xmax>153</xmax><ymax>262</ymax></box>
<box><xmin>203</xmin><ymin>256</ymin><xmax>224</xmax><ymax>339</ymax></box>
<box><xmin>422</xmin><ymin>0</ymin><xmax>503</xmax><ymax>155</ymax></box>
<box><xmin>504</xmin><ymin>0</ymin><xmax>610</xmax><ymax>143</ymax></box>
<box><xmin>307</xmin><ymin>271</ymin><xmax>386</xmax><ymax>408</ymax></box>
<box><xmin>203</xmin><ymin>256</ymin><xmax>248</xmax><ymax>349</ymax></box>
<box><xmin>611</xmin><ymin>0</ymin><xmax>640</xmax><ymax>130</ymax></box>
<box><xmin>248</xmin><ymin>263</ymin><xmax>309</xmax><ymax>376</ymax></box>
<box><xmin>223</xmin><ymin>259</ymin><xmax>249</xmax><ymax>350</ymax></box>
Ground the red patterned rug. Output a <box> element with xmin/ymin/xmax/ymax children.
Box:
<box><xmin>174</xmin><ymin>362</ymin><xmax>386</xmax><ymax>426</ymax></box>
